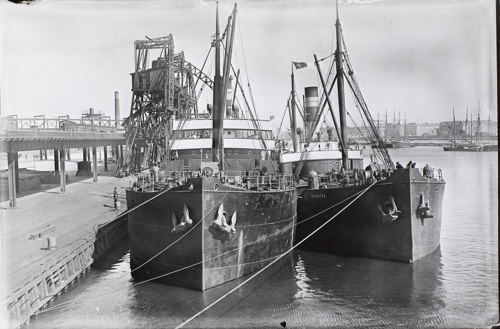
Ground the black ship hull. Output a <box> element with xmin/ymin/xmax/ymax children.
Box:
<box><xmin>126</xmin><ymin>176</ymin><xmax>296</xmax><ymax>291</ymax></box>
<box><xmin>296</xmin><ymin>168</ymin><xmax>445</xmax><ymax>263</ymax></box>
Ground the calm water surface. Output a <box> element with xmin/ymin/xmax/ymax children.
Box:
<box><xmin>27</xmin><ymin>148</ymin><xmax>498</xmax><ymax>328</ymax></box>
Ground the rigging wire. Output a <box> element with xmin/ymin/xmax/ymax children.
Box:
<box><xmin>34</xmin><ymin>182</ymin><xmax>375</xmax><ymax>316</ymax></box>
<box><xmin>276</xmin><ymin>95</ymin><xmax>292</xmax><ymax>141</ymax></box>
<box><xmin>175</xmin><ymin>179</ymin><xmax>377</xmax><ymax>329</ymax></box>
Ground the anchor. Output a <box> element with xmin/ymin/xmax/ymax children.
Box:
<box><xmin>378</xmin><ymin>196</ymin><xmax>401</xmax><ymax>222</ymax></box>
<box><xmin>213</xmin><ymin>204</ymin><xmax>237</xmax><ymax>234</ymax></box>
<box><xmin>416</xmin><ymin>193</ymin><xmax>434</xmax><ymax>219</ymax></box>
<box><xmin>171</xmin><ymin>203</ymin><xmax>193</xmax><ymax>234</ymax></box>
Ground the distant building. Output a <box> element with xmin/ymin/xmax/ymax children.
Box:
<box><xmin>406</xmin><ymin>123</ymin><xmax>418</xmax><ymax>136</ymax></box>
<box><xmin>469</xmin><ymin>119</ymin><xmax>497</xmax><ymax>136</ymax></box>
<box><xmin>438</xmin><ymin>121</ymin><xmax>465</xmax><ymax>137</ymax></box>
<box><xmin>416</xmin><ymin>123</ymin><xmax>439</xmax><ymax>136</ymax></box>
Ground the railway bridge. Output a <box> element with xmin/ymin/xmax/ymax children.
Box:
<box><xmin>0</xmin><ymin>104</ymin><xmax>145</xmax><ymax>208</ymax></box>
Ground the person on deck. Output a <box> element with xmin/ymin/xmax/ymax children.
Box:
<box><xmin>396</xmin><ymin>162</ymin><xmax>404</xmax><ymax>169</ymax></box>
<box><xmin>423</xmin><ymin>164</ymin><xmax>433</xmax><ymax>178</ymax></box>
<box><xmin>151</xmin><ymin>162</ymin><xmax>160</xmax><ymax>182</ymax></box>
<box><xmin>113</xmin><ymin>187</ymin><xmax>119</xmax><ymax>211</ymax></box>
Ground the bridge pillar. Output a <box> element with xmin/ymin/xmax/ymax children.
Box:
<box><xmin>14</xmin><ymin>153</ymin><xmax>19</xmax><ymax>191</ymax></box>
<box><xmin>83</xmin><ymin>148</ymin><xmax>87</xmax><ymax>162</ymax></box>
<box><xmin>93</xmin><ymin>147</ymin><xmax>98</xmax><ymax>182</ymax></box>
<box><xmin>7</xmin><ymin>152</ymin><xmax>18</xmax><ymax>208</ymax></box>
<box><xmin>119</xmin><ymin>145</ymin><xmax>124</xmax><ymax>168</ymax></box>
<box><xmin>59</xmin><ymin>149</ymin><xmax>66</xmax><ymax>193</ymax></box>
<box><xmin>103</xmin><ymin>146</ymin><xmax>108</xmax><ymax>172</ymax></box>
<box><xmin>53</xmin><ymin>149</ymin><xmax>59</xmax><ymax>173</ymax></box>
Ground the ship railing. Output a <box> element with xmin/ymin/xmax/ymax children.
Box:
<box><xmin>418</xmin><ymin>167</ymin><xmax>444</xmax><ymax>181</ymax></box>
<box><xmin>128</xmin><ymin>170</ymin><xmax>296</xmax><ymax>192</ymax></box>
<box><xmin>316</xmin><ymin>171</ymin><xmax>370</xmax><ymax>188</ymax></box>
<box><xmin>238</xmin><ymin>173</ymin><xmax>295</xmax><ymax>191</ymax></box>
<box><xmin>128</xmin><ymin>171</ymin><xmax>157</xmax><ymax>192</ymax></box>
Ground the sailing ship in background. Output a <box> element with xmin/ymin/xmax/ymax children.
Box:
<box><xmin>443</xmin><ymin>105</ymin><xmax>497</xmax><ymax>152</ymax></box>
<box><xmin>278</xmin><ymin>7</ymin><xmax>446</xmax><ymax>263</ymax></box>
<box><xmin>384</xmin><ymin>112</ymin><xmax>414</xmax><ymax>149</ymax></box>
<box><xmin>123</xmin><ymin>3</ymin><xmax>296</xmax><ymax>291</ymax></box>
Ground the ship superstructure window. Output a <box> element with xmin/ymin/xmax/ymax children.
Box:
<box><xmin>173</xmin><ymin>129</ymin><xmax>274</xmax><ymax>140</ymax></box>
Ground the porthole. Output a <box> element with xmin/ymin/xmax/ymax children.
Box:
<box><xmin>235</xmin><ymin>150</ymin><xmax>239</xmax><ymax>154</ymax></box>
<box><xmin>248</xmin><ymin>151</ymin><xmax>252</xmax><ymax>155</ymax></box>
<box><xmin>322</xmin><ymin>162</ymin><xmax>325</xmax><ymax>165</ymax></box>
<box><xmin>228</xmin><ymin>151</ymin><xmax>231</xmax><ymax>154</ymax></box>
<box><xmin>314</xmin><ymin>162</ymin><xmax>318</xmax><ymax>166</ymax></box>
<box><xmin>192</xmin><ymin>151</ymin><xmax>196</xmax><ymax>155</ymax></box>
<box><xmin>329</xmin><ymin>161</ymin><xmax>332</xmax><ymax>165</ymax></box>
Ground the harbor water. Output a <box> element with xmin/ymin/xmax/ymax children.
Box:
<box><xmin>26</xmin><ymin>147</ymin><xmax>498</xmax><ymax>328</ymax></box>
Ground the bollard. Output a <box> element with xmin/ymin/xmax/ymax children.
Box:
<box><xmin>47</xmin><ymin>237</ymin><xmax>57</xmax><ymax>250</ymax></box>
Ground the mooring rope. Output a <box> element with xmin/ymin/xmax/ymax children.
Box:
<box><xmin>130</xmin><ymin>182</ymin><xmax>373</xmax><ymax>286</ymax></box>
<box><xmin>175</xmin><ymin>179</ymin><xmax>377</xmax><ymax>329</ymax></box>
<box><xmin>35</xmin><ymin>180</ymin><xmax>375</xmax><ymax>316</ymax></box>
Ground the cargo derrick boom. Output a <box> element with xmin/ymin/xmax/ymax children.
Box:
<box><xmin>119</xmin><ymin>35</ymin><xmax>214</xmax><ymax>174</ymax></box>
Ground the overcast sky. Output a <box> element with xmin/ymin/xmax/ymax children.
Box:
<box><xmin>0</xmin><ymin>0</ymin><xmax>496</xmax><ymax>128</ymax></box>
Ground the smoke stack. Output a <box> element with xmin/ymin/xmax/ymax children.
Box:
<box><xmin>114</xmin><ymin>91</ymin><xmax>120</xmax><ymax>127</ymax></box>
<box><xmin>304</xmin><ymin>87</ymin><xmax>319</xmax><ymax>135</ymax></box>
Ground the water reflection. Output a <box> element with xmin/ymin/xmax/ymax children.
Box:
<box><xmin>26</xmin><ymin>148</ymin><xmax>498</xmax><ymax>328</ymax></box>
<box><xmin>292</xmin><ymin>249</ymin><xmax>446</xmax><ymax>327</ymax></box>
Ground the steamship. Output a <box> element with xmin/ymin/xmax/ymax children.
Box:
<box><xmin>125</xmin><ymin>4</ymin><xmax>296</xmax><ymax>291</ymax></box>
<box><xmin>278</xmin><ymin>9</ymin><xmax>445</xmax><ymax>263</ymax></box>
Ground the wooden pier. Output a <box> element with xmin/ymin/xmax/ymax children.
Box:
<box><xmin>0</xmin><ymin>174</ymin><xmax>130</xmax><ymax>328</ymax></box>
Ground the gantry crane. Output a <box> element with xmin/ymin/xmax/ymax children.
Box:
<box><xmin>118</xmin><ymin>34</ymin><xmax>213</xmax><ymax>173</ymax></box>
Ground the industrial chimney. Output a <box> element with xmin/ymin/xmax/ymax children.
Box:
<box><xmin>114</xmin><ymin>91</ymin><xmax>120</xmax><ymax>127</ymax></box>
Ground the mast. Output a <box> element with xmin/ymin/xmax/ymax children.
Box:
<box><xmin>398</xmin><ymin>111</ymin><xmax>401</xmax><ymax>140</ymax></box>
<box><xmin>290</xmin><ymin>65</ymin><xmax>298</xmax><ymax>152</ymax></box>
<box><xmin>211</xmin><ymin>3</ymin><xmax>237</xmax><ymax>171</ymax></box>
<box><xmin>477</xmin><ymin>102</ymin><xmax>481</xmax><ymax>144</ymax></box>
<box><xmin>488</xmin><ymin>112</ymin><xmax>490</xmax><ymax>144</ymax></box>
<box><xmin>335</xmin><ymin>3</ymin><xmax>348</xmax><ymax>170</ymax></box>
<box><xmin>404</xmin><ymin>111</ymin><xmax>407</xmax><ymax>140</ymax></box>
<box><xmin>465</xmin><ymin>107</ymin><xmax>468</xmax><ymax>143</ymax></box>
<box><xmin>452</xmin><ymin>107</ymin><xmax>456</xmax><ymax>144</ymax></box>
<box><xmin>385</xmin><ymin>109</ymin><xmax>387</xmax><ymax>139</ymax></box>
<box><xmin>393</xmin><ymin>110</ymin><xmax>396</xmax><ymax>139</ymax></box>
<box><xmin>211</xmin><ymin>2</ymin><xmax>223</xmax><ymax>164</ymax></box>
<box><xmin>470</xmin><ymin>111</ymin><xmax>473</xmax><ymax>144</ymax></box>
<box><xmin>314</xmin><ymin>54</ymin><xmax>343</xmax><ymax>150</ymax></box>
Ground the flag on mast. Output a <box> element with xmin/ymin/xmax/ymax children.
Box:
<box><xmin>293</xmin><ymin>61</ymin><xmax>308</xmax><ymax>69</ymax></box>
